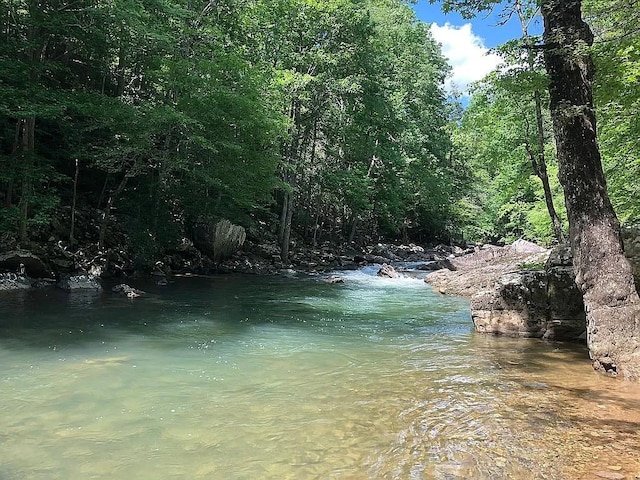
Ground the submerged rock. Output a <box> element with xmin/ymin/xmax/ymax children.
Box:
<box><xmin>325</xmin><ymin>276</ymin><xmax>345</xmax><ymax>284</ymax></box>
<box><xmin>112</xmin><ymin>284</ymin><xmax>145</xmax><ymax>298</ymax></box>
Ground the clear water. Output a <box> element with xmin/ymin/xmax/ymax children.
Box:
<box><xmin>1</xmin><ymin>267</ymin><xmax>639</xmax><ymax>479</ymax></box>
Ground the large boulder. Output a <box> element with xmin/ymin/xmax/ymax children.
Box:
<box><xmin>424</xmin><ymin>240</ymin><xmax>550</xmax><ymax>297</ymax></box>
<box><xmin>193</xmin><ymin>219</ymin><xmax>246</xmax><ymax>262</ymax></box>
<box><xmin>429</xmin><ymin>235</ymin><xmax>640</xmax><ymax>342</ymax></box>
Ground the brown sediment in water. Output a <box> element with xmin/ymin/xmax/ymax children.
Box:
<box><xmin>474</xmin><ymin>343</ymin><xmax>640</xmax><ymax>480</ymax></box>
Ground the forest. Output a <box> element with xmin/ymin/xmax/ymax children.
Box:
<box><xmin>0</xmin><ymin>0</ymin><xmax>638</xmax><ymax>264</ymax></box>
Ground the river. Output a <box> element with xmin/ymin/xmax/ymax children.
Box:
<box><xmin>1</xmin><ymin>266</ymin><xmax>639</xmax><ymax>479</ymax></box>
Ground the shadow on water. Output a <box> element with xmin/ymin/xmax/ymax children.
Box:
<box><xmin>0</xmin><ymin>272</ymin><xmax>471</xmax><ymax>351</ymax></box>
<box><xmin>0</xmin><ymin>275</ymin><xmax>340</xmax><ymax>349</ymax></box>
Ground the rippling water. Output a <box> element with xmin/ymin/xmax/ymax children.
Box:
<box><xmin>1</xmin><ymin>267</ymin><xmax>639</xmax><ymax>479</ymax></box>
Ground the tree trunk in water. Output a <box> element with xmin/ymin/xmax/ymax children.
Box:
<box><xmin>542</xmin><ymin>0</ymin><xmax>640</xmax><ymax>379</ymax></box>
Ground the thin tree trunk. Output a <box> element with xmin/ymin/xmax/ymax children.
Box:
<box><xmin>312</xmin><ymin>211</ymin><xmax>322</xmax><ymax>247</ymax></box>
<box><xmin>116</xmin><ymin>42</ymin><xmax>126</xmax><ymax>97</ymax></box>
<box><xmin>516</xmin><ymin>2</ymin><xmax>565</xmax><ymax>243</ymax></box>
<box><xmin>18</xmin><ymin>117</ymin><xmax>36</xmax><ymax>243</ymax></box>
<box><xmin>533</xmin><ymin>90</ymin><xmax>565</xmax><ymax>242</ymax></box>
<box><xmin>281</xmin><ymin>191</ymin><xmax>294</xmax><ymax>263</ymax></box>
<box><xmin>542</xmin><ymin>0</ymin><xmax>640</xmax><ymax>379</ymax></box>
<box><xmin>97</xmin><ymin>174</ymin><xmax>110</xmax><ymax>212</ymax></box>
<box><xmin>98</xmin><ymin>174</ymin><xmax>129</xmax><ymax>250</ymax></box>
<box><xmin>348</xmin><ymin>218</ymin><xmax>357</xmax><ymax>244</ymax></box>
<box><xmin>278</xmin><ymin>189</ymin><xmax>288</xmax><ymax>246</ymax></box>
<box><xmin>70</xmin><ymin>159</ymin><xmax>79</xmax><ymax>245</ymax></box>
<box><xmin>5</xmin><ymin>121</ymin><xmax>22</xmax><ymax>207</ymax></box>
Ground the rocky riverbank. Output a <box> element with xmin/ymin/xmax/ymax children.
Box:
<box><xmin>0</xmin><ymin>237</ymin><xmax>467</xmax><ymax>293</ymax></box>
<box><xmin>425</xmin><ymin>232</ymin><xmax>640</xmax><ymax>344</ymax></box>
<box><xmin>424</xmin><ymin>240</ymin><xmax>587</xmax><ymax>342</ymax></box>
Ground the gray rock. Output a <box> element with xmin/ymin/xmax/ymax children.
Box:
<box><xmin>0</xmin><ymin>273</ymin><xmax>32</xmax><ymax>291</ymax></box>
<box><xmin>371</xmin><ymin>244</ymin><xmax>402</xmax><ymax>261</ymax></box>
<box><xmin>417</xmin><ymin>261</ymin><xmax>442</xmax><ymax>271</ymax></box>
<box><xmin>57</xmin><ymin>273</ymin><xmax>102</xmax><ymax>292</ymax></box>
<box><xmin>364</xmin><ymin>254</ymin><xmax>392</xmax><ymax>265</ymax></box>
<box><xmin>470</xmin><ymin>246</ymin><xmax>586</xmax><ymax>341</ymax></box>
<box><xmin>434</xmin><ymin>256</ymin><xmax>457</xmax><ymax>271</ymax></box>
<box><xmin>546</xmin><ymin>244</ymin><xmax>573</xmax><ymax>267</ymax></box>
<box><xmin>193</xmin><ymin>219</ymin><xmax>246</xmax><ymax>262</ymax></box>
<box><xmin>50</xmin><ymin>258</ymin><xmax>75</xmax><ymax>271</ymax></box>
<box><xmin>428</xmin><ymin>237</ymin><xmax>640</xmax><ymax>342</ymax></box>
<box><xmin>510</xmin><ymin>239</ymin><xmax>547</xmax><ymax>254</ymax></box>
<box><xmin>32</xmin><ymin>279</ymin><xmax>56</xmax><ymax>289</ymax></box>
<box><xmin>377</xmin><ymin>263</ymin><xmax>401</xmax><ymax>279</ymax></box>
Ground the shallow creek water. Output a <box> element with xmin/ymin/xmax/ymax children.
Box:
<box><xmin>0</xmin><ymin>266</ymin><xmax>639</xmax><ymax>479</ymax></box>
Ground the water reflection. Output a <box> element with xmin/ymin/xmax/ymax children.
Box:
<box><xmin>0</xmin><ymin>273</ymin><xmax>639</xmax><ymax>479</ymax></box>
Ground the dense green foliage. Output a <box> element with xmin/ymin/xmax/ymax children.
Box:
<box><xmin>451</xmin><ymin>76</ymin><xmax>567</xmax><ymax>244</ymax></box>
<box><xmin>0</xmin><ymin>0</ymin><xmax>454</xmax><ymax>263</ymax></box>
<box><xmin>585</xmin><ymin>0</ymin><xmax>640</xmax><ymax>225</ymax></box>
<box><xmin>449</xmin><ymin>0</ymin><xmax>639</xmax><ymax>245</ymax></box>
<box><xmin>2</xmin><ymin>0</ymin><xmax>637</xmax><ymax>263</ymax></box>
<box><xmin>450</xmin><ymin>3</ymin><xmax>569</xmax><ymax>245</ymax></box>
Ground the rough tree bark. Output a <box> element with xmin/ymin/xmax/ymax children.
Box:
<box><xmin>542</xmin><ymin>0</ymin><xmax>640</xmax><ymax>379</ymax></box>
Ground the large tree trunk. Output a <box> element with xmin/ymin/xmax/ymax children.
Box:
<box><xmin>542</xmin><ymin>0</ymin><xmax>640</xmax><ymax>379</ymax></box>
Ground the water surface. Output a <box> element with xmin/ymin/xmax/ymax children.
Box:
<box><xmin>1</xmin><ymin>267</ymin><xmax>639</xmax><ymax>479</ymax></box>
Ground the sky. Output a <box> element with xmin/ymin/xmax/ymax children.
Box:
<box><xmin>411</xmin><ymin>1</ymin><xmax>544</xmax><ymax>95</ymax></box>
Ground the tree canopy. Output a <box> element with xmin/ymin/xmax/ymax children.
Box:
<box><xmin>0</xmin><ymin>0</ymin><xmax>457</xmax><ymax>262</ymax></box>
<box><xmin>1</xmin><ymin>0</ymin><xmax>638</xmax><ymax>264</ymax></box>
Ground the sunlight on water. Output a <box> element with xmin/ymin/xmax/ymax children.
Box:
<box><xmin>0</xmin><ymin>270</ymin><xmax>639</xmax><ymax>479</ymax></box>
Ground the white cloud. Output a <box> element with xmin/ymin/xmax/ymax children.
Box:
<box><xmin>430</xmin><ymin>23</ymin><xmax>502</xmax><ymax>95</ymax></box>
